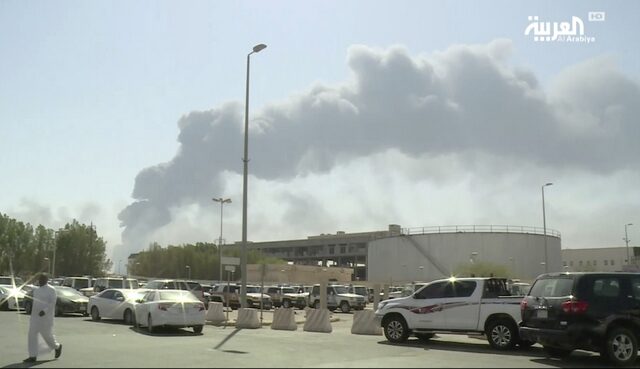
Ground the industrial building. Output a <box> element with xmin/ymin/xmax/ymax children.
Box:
<box><xmin>562</xmin><ymin>246</ymin><xmax>640</xmax><ymax>272</ymax></box>
<box><xmin>249</xmin><ymin>224</ymin><xmax>562</xmax><ymax>282</ymax></box>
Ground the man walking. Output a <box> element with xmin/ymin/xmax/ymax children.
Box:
<box><xmin>24</xmin><ymin>273</ymin><xmax>62</xmax><ymax>362</ymax></box>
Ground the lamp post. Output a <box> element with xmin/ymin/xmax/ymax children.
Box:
<box><xmin>240</xmin><ymin>43</ymin><xmax>267</xmax><ymax>308</ymax></box>
<box><xmin>542</xmin><ymin>182</ymin><xmax>553</xmax><ymax>273</ymax></box>
<box><xmin>186</xmin><ymin>265</ymin><xmax>191</xmax><ymax>280</ymax></box>
<box><xmin>213</xmin><ymin>197</ymin><xmax>232</xmax><ymax>282</ymax></box>
<box><xmin>43</xmin><ymin>257</ymin><xmax>50</xmax><ymax>274</ymax></box>
<box><xmin>52</xmin><ymin>229</ymin><xmax>68</xmax><ymax>278</ymax></box>
<box><xmin>625</xmin><ymin>223</ymin><xmax>633</xmax><ymax>266</ymax></box>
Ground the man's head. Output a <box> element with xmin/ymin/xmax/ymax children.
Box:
<box><xmin>38</xmin><ymin>273</ymin><xmax>49</xmax><ymax>287</ymax></box>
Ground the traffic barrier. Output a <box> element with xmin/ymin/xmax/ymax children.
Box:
<box><xmin>271</xmin><ymin>308</ymin><xmax>297</xmax><ymax>331</ymax></box>
<box><xmin>303</xmin><ymin>308</ymin><xmax>332</xmax><ymax>333</ymax></box>
<box><xmin>351</xmin><ymin>310</ymin><xmax>382</xmax><ymax>335</ymax></box>
<box><xmin>205</xmin><ymin>302</ymin><xmax>227</xmax><ymax>325</ymax></box>
<box><xmin>236</xmin><ymin>308</ymin><xmax>261</xmax><ymax>329</ymax></box>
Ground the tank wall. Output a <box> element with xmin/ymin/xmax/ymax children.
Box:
<box><xmin>367</xmin><ymin>232</ymin><xmax>561</xmax><ymax>283</ymax></box>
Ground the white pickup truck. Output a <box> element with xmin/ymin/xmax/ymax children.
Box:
<box><xmin>375</xmin><ymin>277</ymin><xmax>529</xmax><ymax>350</ymax></box>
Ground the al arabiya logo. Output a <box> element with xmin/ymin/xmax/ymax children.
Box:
<box><xmin>524</xmin><ymin>14</ymin><xmax>601</xmax><ymax>44</ymax></box>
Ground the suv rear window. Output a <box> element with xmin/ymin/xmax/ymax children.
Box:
<box><xmin>529</xmin><ymin>277</ymin><xmax>574</xmax><ymax>297</ymax></box>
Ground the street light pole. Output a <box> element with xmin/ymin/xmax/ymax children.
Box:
<box><xmin>625</xmin><ymin>223</ymin><xmax>633</xmax><ymax>266</ymax></box>
<box><xmin>241</xmin><ymin>43</ymin><xmax>267</xmax><ymax>308</ymax></box>
<box><xmin>186</xmin><ymin>265</ymin><xmax>191</xmax><ymax>280</ymax></box>
<box><xmin>213</xmin><ymin>197</ymin><xmax>232</xmax><ymax>282</ymax></box>
<box><xmin>542</xmin><ymin>183</ymin><xmax>553</xmax><ymax>273</ymax></box>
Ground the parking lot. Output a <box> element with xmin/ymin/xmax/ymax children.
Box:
<box><xmin>0</xmin><ymin>309</ymin><xmax>616</xmax><ymax>368</ymax></box>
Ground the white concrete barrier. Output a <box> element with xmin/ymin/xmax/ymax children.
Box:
<box><xmin>236</xmin><ymin>308</ymin><xmax>261</xmax><ymax>329</ymax></box>
<box><xmin>303</xmin><ymin>308</ymin><xmax>332</xmax><ymax>333</ymax></box>
<box><xmin>351</xmin><ymin>310</ymin><xmax>382</xmax><ymax>335</ymax></box>
<box><xmin>205</xmin><ymin>302</ymin><xmax>227</xmax><ymax>325</ymax></box>
<box><xmin>271</xmin><ymin>308</ymin><xmax>297</xmax><ymax>331</ymax></box>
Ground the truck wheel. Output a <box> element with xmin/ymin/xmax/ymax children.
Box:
<box><xmin>340</xmin><ymin>301</ymin><xmax>351</xmax><ymax>313</ymax></box>
<box><xmin>486</xmin><ymin>319</ymin><xmax>517</xmax><ymax>350</ymax></box>
<box><xmin>601</xmin><ymin>327</ymin><xmax>637</xmax><ymax>367</ymax></box>
<box><xmin>383</xmin><ymin>315</ymin><xmax>410</xmax><ymax>343</ymax></box>
<box><xmin>313</xmin><ymin>301</ymin><xmax>320</xmax><ymax>309</ymax></box>
<box><xmin>282</xmin><ymin>300</ymin><xmax>291</xmax><ymax>309</ymax></box>
<box><xmin>193</xmin><ymin>325</ymin><xmax>203</xmax><ymax>334</ymax></box>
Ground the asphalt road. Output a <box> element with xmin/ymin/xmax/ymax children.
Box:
<box><xmin>0</xmin><ymin>309</ymin><xmax>619</xmax><ymax>368</ymax></box>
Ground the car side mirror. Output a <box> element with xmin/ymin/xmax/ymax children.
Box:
<box><xmin>116</xmin><ymin>296</ymin><xmax>124</xmax><ymax>302</ymax></box>
<box><xmin>135</xmin><ymin>299</ymin><xmax>143</xmax><ymax>303</ymax></box>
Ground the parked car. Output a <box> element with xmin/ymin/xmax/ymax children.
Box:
<box><xmin>307</xmin><ymin>284</ymin><xmax>366</xmax><ymax>313</ymax></box>
<box><xmin>185</xmin><ymin>281</ymin><xmax>207</xmax><ymax>304</ymax></box>
<box><xmin>62</xmin><ymin>276</ymin><xmax>93</xmax><ymax>291</ymax></box>
<box><xmin>519</xmin><ymin>272</ymin><xmax>640</xmax><ymax>367</ymax></box>
<box><xmin>24</xmin><ymin>286</ymin><xmax>89</xmax><ymax>317</ymax></box>
<box><xmin>209</xmin><ymin>284</ymin><xmax>272</xmax><ymax>309</ymax></box>
<box><xmin>346</xmin><ymin>285</ymin><xmax>370</xmax><ymax>305</ymax></box>
<box><xmin>96</xmin><ymin>277</ymin><xmax>139</xmax><ymax>292</ymax></box>
<box><xmin>263</xmin><ymin>285</ymin><xmax>307</xmax><ymax>309</ymax></box>
<box><xmin>0</xmin><ymin>285</ymin><xmax>26</xmax><ymax>310</ymax></box>
<box><xmin>375</xmin><ymin>277</ymin><xmax>527</xmax><ymax>350</ymax></box>
<box><xmin>508</xmin><ymin>282</ymin><xmax>531</xmax><ymax>296</ymax></box>
<box><xmin>134</xmin><ymin>289</ymin><xmax>205</xmax><ymax>334</ymax></box>
<box><xmin>0</xmin><ymin>276</ymin><xmax>25</xmax><ymax>288</ymax></box>
<box><xmin>88</xmin><ymin>288</ymin><xmax>148</xmax><ymax>325</ymax></box>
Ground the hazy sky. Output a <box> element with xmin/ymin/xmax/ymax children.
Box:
<box><xmin>1</xmin><ymin>0</ymin><xmax>639</xmax><ymax>266</ymax></box>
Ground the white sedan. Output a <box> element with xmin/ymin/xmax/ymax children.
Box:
<box><xmin>0</xmin><ymin>285</ymin><xmax>25</xmax><ymax>310</ymax></box>
<box><xmin>88</xmin><ymin>288</ymin><xmax>147</xmax><ymax>325</ymax></box>
<box><xmin>134</xmin><ymin>289</ymin><xmax>205</xmax><ymax>334</ymax></box>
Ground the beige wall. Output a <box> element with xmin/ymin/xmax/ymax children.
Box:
<box><xmin>246</xmin><ymin>264</ymin><xmax>353</xmax><ymax>285</ymax></box>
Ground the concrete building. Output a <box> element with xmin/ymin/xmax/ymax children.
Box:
<box><xmin>249</xmin><ymin>224</ymin><xmax>561</xmax><ymax>283</ymax></box>
<box><xmin>247</xmin><ymin>225</ymin><xmax>403</xmax><ymax>281</ymax></box>
<box><xmin>562</xmin><ymin>246</ymin><xmax>640</xmax><ymax>272</ymax></box>
<box><xmin>246</xmin><ymin>263</ymin><xmax>354</xmax><ymax>285</ymax></box>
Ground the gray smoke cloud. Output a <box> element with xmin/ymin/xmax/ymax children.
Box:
<box><xmin>115</xmin><ymin>39</ymin><xmax>640</xmax><ymax>259</ymax></box>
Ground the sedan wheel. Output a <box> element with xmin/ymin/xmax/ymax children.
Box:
<box><xmin>147</xmin><ymin>315</ymin><xmax>154</xmax><ymax>334</ymax></box>
<box><xmin>123</xmin><ymin>309</ymin><xmax>134</xmax><ymax>325</ymax></box>
<box><xmin>282</xmin><ymin>300</ymin><xmax>291</xmax><ymax>309</ymax></box>
<box><xmin>90</xmin><ymin>306</ymin><xmax>101</xmax><ymax>321</ymax></box>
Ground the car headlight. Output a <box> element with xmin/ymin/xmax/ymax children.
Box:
<box><xmin>378</xmin><ymin>300</ymin><xmax>390</xmax><ymax>310</ymax></box>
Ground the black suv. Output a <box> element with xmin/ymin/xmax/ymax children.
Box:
<box><xmin>519</xmin><ymin>272</ymin><xmax>640</xmax><ymax>367</ymax></box>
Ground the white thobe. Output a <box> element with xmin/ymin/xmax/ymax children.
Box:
<box><xmin>28</xmin><ymin>284</ymin><xmax>59</xmax><ymax>358</ymax></box>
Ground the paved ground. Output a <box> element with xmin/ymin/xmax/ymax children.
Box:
<box><xmin>0</xmin><ymin>309</ymin><xmax>619</xmax><ymax>368</ymax></box>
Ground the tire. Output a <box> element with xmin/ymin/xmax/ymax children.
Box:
<box><xmin>415</xmin><ymin>333</ymin><xmax>435</xmax><ymax>342</ymax></box>
<box><xmin>147</xmin><ymin>314</ymin><xmax>154</xmax><ymax>334</ymax></box>
<box><xmin>0</xmin><ymin>300</ymin><xmax>7</xmax><ymax>311</ymax></box>
<box><xmin>313</xmin><ymin>300</ymin><xmax>320</xmax><ymax>309</ymax></box>
<box><xmin>543</xmin><ymin>346</ymin><xmax>573</xmax><ymax>358</ymax></box>
<box><xmin>282</xmin><ymin>300</ymin><xmax>291</xmax><ymax>309</ymax></box>
<box><xmin>91</xmin><ymin>306</ymin><xmax>101</xmax><ymax>321</ymax></box>
<box><xmin>340</xmin><ymin>301</ymin><xmax>351</xmax><ymax>313</ymax></box>
<box><xmin>24</xmin><ymin>301</ymin><xmax>32</xmax><ymax>315</ymax></box>
<box><xmin>601</xmin><ymin>327</ymin><xmax>638</xmax><ymax>367</ymax></box>
<box><xmin>382</xmin><ymin>315</ymin><xmax>410</xmax><ymax>344</ymax></box>
<box><xmin>123</xmin><ymin>309</ymin><xmax>134</xmax><ymax>325</ymax></box>
<box><xmin>193</xmin><ymin>325</ymin><xmax>203</xmax><ymax>334</ymax></box>
<box><xmin>486</xmin><ymin>319</ymin><xmax>518</xmax><ymax>350</ymax></box>
<box><xmin>55</xmin><ymin>305</ymin><xmax>62</xmax><ymax>317</ymax></box>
